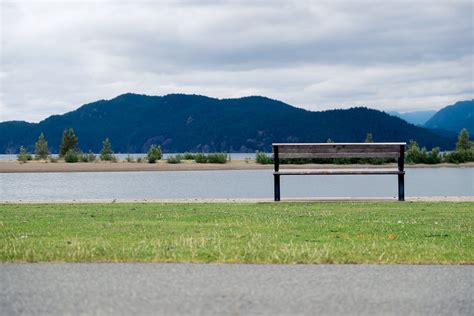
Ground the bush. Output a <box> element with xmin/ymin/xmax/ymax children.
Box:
<box><xmin>79</xmin><ymin>151</ymin><xmax>96</xmax><ymax>162</ymax></box>
<box><xmin>167</xmin><ymin>154</ymin><xmax>182</xmax><ymax>164</ymax></box>
<box><xmin>192</xmin><ymin>153</ymin><xmax>228</xmax><ymax>164</ymax></box>
<box><xmin>64</xmin><ymin>149</ymin><xmax>80</xmax><ymax>163</ymax></box>
<box><xmin>147</xmin><ymin>145</ymin><xmax>162</xmax><ymax>163</ymax></box>
<box><xmin>136</xmin><ymin>157</ymin><xmax>143</xmax><ymax>163</ymax></box>
<box><xmin>80</xmin><ymin>153</ymin><xmax>89</xmax><ymax>162</ymax></box>
<box><xmin>194</xmin><ymin>153</ymin><xmax>208</xmax><ymax>163</ymax></box>
<box><xmin>420</xmin><ymin>147</ymin><xmax>428</xmax><ymax>163</ymax></box>
<box><xmin>88</xmin><ymin>152</ymin><xmax>97</xmax><ymax>162</ymax></box>
<box><xmin>125</xmin><ymin>155</ymin><xmax>135</xmax><ymax>163</ymax></box>
<box><xmin>17</xmin><ymin>146</ymin><xmax>33</xmax><ymax>162</ymax></box>
<box><xmin>183</xmin><ymin>153</ymin><xmax>197</xmax><ymax>160</ymax></box>
<box><xmin>445</xmin><ymin>149</ymin><xmax>474</xmax><ymax>164</ymax></box>
<box><xmin>207</xmin><ymin>153</ymin><xmax>228</xmax><ymax>164</ymax></box>
<box><xmin>256</xmin><ymin>151</ymin><xmax>273</xmax><ymax>164</ymax></box>
<box><xmin>426</xmin><ymin>147</ymin><xmax>442</xmax><ymax>164</ymax></box>
<box><xmin>334</xmin><ymin>157</ymin><xmax>351</xmax><ymax>165</ymax></box>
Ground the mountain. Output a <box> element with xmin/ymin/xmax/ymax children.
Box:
<box><xmin>424</xmin><ymin>100</ymin><xmax>474</xmax><ymax>133</ymax></box>
<box><xmin>388</xmin><ymin>110</ymin><xmax>436</xmax><ymax>126</ymax></box>
<box><xmin>0</xmin><ymin>93</ymin><xmax>455</xmax><ymax>154</ymax></box>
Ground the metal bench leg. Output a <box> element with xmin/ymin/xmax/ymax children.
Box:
<box><xmin>398</xmin><ymin>174</ymin><xmax>405</xmax><ymax>201</ymax></box>
<box><xmin>274</xmin><ymin>174</ymin><xmax>280</xmax><ymax>201</ymax></box>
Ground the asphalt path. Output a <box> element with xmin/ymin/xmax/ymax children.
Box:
<box><xmin>1</xmin><ymin>264</ymin><xmax>472</xmax><ymax>315</ymax></box>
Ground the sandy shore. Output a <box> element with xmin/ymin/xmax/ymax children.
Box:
<box><xmin>0</xmin><ymin>160</ymin><xmax>473</xmax><ymax>173</ymax></box>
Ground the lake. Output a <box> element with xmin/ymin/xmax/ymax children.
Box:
<box><xmin>0</xmin><ymin>153</ymin><xmax>257</xmax><ymax>161</ymax></box>
<box><xmin>0</xmin><ymin>168</ymin><xmax>472</xmax><ymax>201</ymax></box>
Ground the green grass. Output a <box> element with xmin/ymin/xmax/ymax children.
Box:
<box><xmin>0</xmin><ymin>202</ymin><xmax>472</xmax><ymax>264</ymax></box>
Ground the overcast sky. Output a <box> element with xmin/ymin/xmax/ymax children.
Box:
<box><xmin>1</xmin><ymin>0</ymin><xmax>473</xmax><ymax>122</ymax></box>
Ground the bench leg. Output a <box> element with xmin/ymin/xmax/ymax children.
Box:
<box><xmin>274</xmin><ymin>174</ymin><xmax>280</xmax><ymax>201</ymax></box>
<box><xmin>398</xmin><ymin>174</ymin><xmax>405</xmax><ymax>201</ymax></box>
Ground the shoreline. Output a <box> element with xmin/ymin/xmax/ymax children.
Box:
<box><xmin>0</xmin><ymin>160</ymin><xmax>473</xmax><ymax>173</ymax></box>
<box><xmin>1</xmin><ymin>196</ymin><xmax>473</xmax><ymax>203</ymax></box>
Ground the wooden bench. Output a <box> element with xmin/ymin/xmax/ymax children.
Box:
<box><xmin>272</xmin><ymin>143</ymin><xmax>406</xmax><ymax>201</ymax></box>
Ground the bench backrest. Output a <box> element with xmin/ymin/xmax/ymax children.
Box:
<box><xmin>272</xmin><ymin>143</ymin><xmax>406</xmax><ymax>159</ymax></box>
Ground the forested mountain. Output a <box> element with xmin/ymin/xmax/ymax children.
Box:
<box><xmin>424</xmin><ymin>100</ymin><xmax>473</xmax><ymax>132</ymax></box>
<box><xmin>0</xmin><ymin>93</ymin><xmax>454</xmax><ymax>153</ymax></box>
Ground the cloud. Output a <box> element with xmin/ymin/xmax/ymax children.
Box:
<box><xmin>1</xmin><ymin>0</ymin><xmax>472</xmax><ymax>122</ymax></box>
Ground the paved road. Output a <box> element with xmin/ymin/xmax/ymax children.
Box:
<box><xmin>1</xmin><ymin>264</ymin><xmax>472</xmax><ymax>315</ymax></box>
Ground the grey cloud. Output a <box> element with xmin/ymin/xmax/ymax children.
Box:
<box><xmin>0</xmin><ymin>0</ymin><xmax>472</xmax><ymax>122</ymax></box>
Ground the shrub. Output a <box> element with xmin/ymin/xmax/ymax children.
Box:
<box><xmin>426</xmin><ymin>147</ymin><xmax>442</xmax><ymax>164</ymax></box>
<box><xmin>17</xmin><ymin>146</ymin><xmax>32</xmax><ymax>162</ymax></box>
<box><xmin>445</xmin><ymin>149</ymin><xmax>474</xmax><ymax>164</ymax></box>
<box><xmin>64</xmin><ymin>149</ymin><xmax>79</xmax><ymax>163</ymax></box>
<box><xmin>80</xmin><ymin>153</ymin><xmax>89</xmax><ymax>162</ymax></box>
<box><xmin>419</xmin><ymin>147</ymin><xmax>428</xmax><ymax>163</ymax></box>
<box><xmin>207</xmin><ymin>153</ymin><xmax>228</xmax><ymax>164</ymax></box>
<box><xmin>167</xmin><ymin>154</ymin><xmax>182</xmax><ymax>164</ymax></box>
<box><xmin>88</xmin><ymin>152</ymin><xmax>97</xmax><ymax>162</ymax></box>
<box><xmin>194</xmin><ymin>153</ymin><xmax>208</xmax><ymax>163</ymax></box>
<box><xmin>34</xmin><ymin>133</ymin><xmax>50</xmax><ymax>160</ymax></box>
<box><xmin>334</xmin><ymin>157</ymin><xmax>351</xmax><ymax>165</ymax></box>
<box><xmin>125</xmin><ymin>155</ymin><xmax>135</xmax><ymax>163</ymax></box>
<box><xmin>147</xmin><ymin>145</ymin><xmax>162</xmax><ymax>163</ymax></box>
<box><xmin>79</xmin><ymin>151</ymin><xmax>96</xmax><ymax>162</ymax></box>
<box><xmin>256</xmin><ymin>151</ymin><xmax>273</xmax><ymax>164</ymax></box>
<box><xmin>183</xmin><ymin>152</ymin><xmax>197</xmax><ymax>160</ymax></box>
<box><xmin>136</xmin><ymin>157</ymin><xmax>143</xmax><ymax>163</ymax></box>
<box><xmin>405</xmin><ymin>140</ymin><xmax>421</xmax><ymax>164</ymax></box>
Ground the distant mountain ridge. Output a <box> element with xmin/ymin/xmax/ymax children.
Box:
<box><xmin>0</xmin><ymin>93</ymin><xmax>455</xmax><ymax>153</ymax></box>
<box><xmin>388</xmin><ymin>110</ymin><xmax>436</xmax><ymax>126</ymax></box>
<box><xmin>424</xmin><ymin>100</ymin><xmax>474</xmax><ymax>132</ymax></box>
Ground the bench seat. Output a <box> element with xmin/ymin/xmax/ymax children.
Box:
<box><xmin>274</xmin><ymin>168</ymin><xmax>405</xmax><ymax>175</ymax></box>
<box><xmin>272</xmin><ymin>142</ymin><xmax>406</xmax><ymax>201</ymax></box>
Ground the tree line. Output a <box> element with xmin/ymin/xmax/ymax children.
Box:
<box><xmin>17</xmin><ymin>128</ymin><xmax>473</xmax><ymax>165</ymax></box>
<box><xmin>17</xmin><ymin>128</ymin><xmax>162</xmax><ymax>163</ymax></box>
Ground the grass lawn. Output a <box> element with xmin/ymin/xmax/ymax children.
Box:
<box><xmin>0</xmin><ymin>202</ymin><xmax>472</xmax><ymax>264</ymax></box>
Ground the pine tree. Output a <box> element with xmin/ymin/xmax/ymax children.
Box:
<box><xmin>456</xmin><ymin>128</ymin><xmax>470</xmax><ymax>151</ymax></box>
<box><xmin>406</xmin><ymin>140</ymin><xmax>421</xmax><ymax>163</ymax></box>
<box><xmin>59</xmin><ymin>128</ymin><xmax>78</xmax><ymax>157</ymax></box>
<box><xmin>34</xmin><ymin>133</ymin><xmax>50</xmax><ymax>160</ymax></box>
<box><xmin>59</xmin><ymin>129</ymin><xmax>68</xmax><ymax>157</ymax></box>
<box><xmin>100</xmin><ymin>138</ymin><xmax>114</xmax><ymax>161</ymax></box>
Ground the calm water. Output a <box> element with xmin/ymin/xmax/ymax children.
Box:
<box><xmin>0</xmin><ymin>153</ymin><xmax>257</xmax><ymax>161</ymax></box>
<box><xmin>0</xmin><ymin>168</ymin><xmax>472</xmax><ymax>201</ymax></box>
